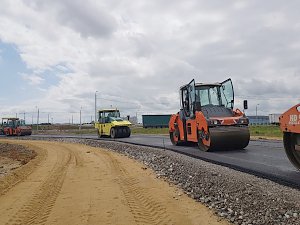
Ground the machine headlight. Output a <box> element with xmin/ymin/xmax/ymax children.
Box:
<box><xmin>208</xmin><ymin>119</ymin><xmax>221</xmax><ymax>126</ymax></box>
<box><xmin>238</xmin><ymin>118</ymin><xmax>249</xmax><ymax>124</ymax></box>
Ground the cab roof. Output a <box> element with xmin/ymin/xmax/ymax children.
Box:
<box><xmin>2</xmin><ymin>118</ymin><xmax>20</xmax><ymax>120</ymax></box>
<box><xmin>98</xmin><ymin>109</ymin><xmax>119</xmax><ymax>112</ymax></box>
<box><xmin>195</xmin><ymin>82</ymin><xmax>221</xmax><ymax>87</ymax></box>
<box><xmin>180</xmin><ymin>82</ymin><xmax>221</xmax><ymax>90</ymax></box>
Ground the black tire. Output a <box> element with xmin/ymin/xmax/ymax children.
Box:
<box><xmin>126</xmin><ymin>127</ymin><xmax>131</xmax><ymax>137</ymax></box>
<box><xmin>283</xmin><ymin>132</ymin><xmax>300</xmax><ymax>170</ymax></box>
<box><xmin>170</xmin><ymin>132</ymin><xmax>179</xmax><ymax>146</ymax></box>
<box><xmin>97</xmin><ymin>130</ymin><xmax>102</xmax><ymax>138</ymax></box>
<box><xmin>197</xmin><ymin>130</ymin><xmax>210</xmax><ymax>152</ymax></box>
<box><xmin>121</xmin><ymin>127</ymin><xmax>126</xmax><ymax>137</ymax></box>
<box><xmin>197</xmin><ymin>137</ymin><xmax>210</xmax><ymax>151</ymax></box>
<box><xmin>110</xmin><ymin>128</ymin><xmax>116</xmax><ymax>138</ymax></box>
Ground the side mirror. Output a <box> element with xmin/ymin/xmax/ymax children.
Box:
<box><xmin>243</xmin><ymin>100</ymin><xmax>248</xmax><ymax>110</ymax></box>
<box><xmin>230</xmin><ymin>100</ymin><xmax>234</xmax><ymax>108</ymax></box>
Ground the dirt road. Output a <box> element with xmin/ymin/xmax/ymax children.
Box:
<box><xmin>0</xmin><ymin>140</ymin><xmax>229</xmax><ymax>225</ymax></box>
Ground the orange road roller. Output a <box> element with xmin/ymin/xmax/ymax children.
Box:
<box><xmin>279</xmin><ymin>103</ymin><xmax>300</xmax><ymax>170</ymax></box>
<box><xmin>169</xmin><ymin>78</ymin><xmax>250</xmax><ymax>151</ymax></box>
<box><xmin>1</xmin><ymin>118</ymin><xmax>32</xmax><ymax>136</ymax></box>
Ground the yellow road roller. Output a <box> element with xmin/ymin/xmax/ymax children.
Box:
<box><xmin>95</xmin><ymin>109</ymin><xmax>131</xmax><ymax>138</ymax></box>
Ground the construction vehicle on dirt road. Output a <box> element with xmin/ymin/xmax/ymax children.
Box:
<box><xmin>95</xmin><ymin>109</ymin><xmax>131</xmax><ymax>138</ymax></box>
<box><xmin>1</xmin><ymin>118</ymin><xmax>32</xmax><ymax>136</ymax></box>
<box><xmin>169</xmin><ymin>78</ymin><xmax>250</xmax><ymax>151</ymax></box>
<box><xmin>279</xmin><ymin>103</ymin><xmax>300</xmax><ymax>170</ymax></box>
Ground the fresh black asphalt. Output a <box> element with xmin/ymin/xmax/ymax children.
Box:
<box><xmin>117</xmin><ymin>135</ymin><xmax>300</xmax><ymax>188</ymax></box>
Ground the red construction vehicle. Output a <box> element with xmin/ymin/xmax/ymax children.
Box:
<box><xmin>169</xmin><ymin>78</ymin><xmax>250</xmax><ymax>151</ymax></box>
<box><xmin>1</xmin><ymin>118</ymin><xmax>32</xmax><ymax>136</ymax></box>
<box><xmin>279</xmin><ymin>104</ymin><xmax>300</xmax><ymax>170</ymax></box>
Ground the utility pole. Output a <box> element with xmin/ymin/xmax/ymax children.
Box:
<box><xmin>79</xmin><ymin>107</ymin><xmax>82</xmax><ymax>131</ymax></box>
<box><xmin>136</xmin><ymin>112</ymin><xmax>138</xmax><ymax>124</ymax></box>
<box><xmin>22</xmin><ymin>112</ymin><xmax>25</xmax><ymax>124</ymax></box>
<box><xmin>95</xmin><ymin>91</ymin><xmax>98</xmax><ymax>124</ymax></box>
<box><xmin>37</xmin><ymin>108</ymin><xmax>39</xmax><ymax>132</ymax></box>
<box><xmin>48</xmin><ymin>114</ymin><xmax>50</xmax><ymax>124</ymax></box>
<box><xmin>72</xmin><ymin>114</ymin><xmax>73</xmax><ymax>125</ymax></box>
<box><xmin>256</xmin><ymin>104</ymin><xmax>260</xmax><ymax>125</ymax></box>
<box><xmin>19</xmin><ymin>112</ymin><xmax>26</xmax><ymax>123</ymax></box>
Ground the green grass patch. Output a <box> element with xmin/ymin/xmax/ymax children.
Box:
<box><xmin>31</xmin><ymin>124</ymin><xmax>283</xmax><ymax>139</ymax></box>
<box><xmin>249</xmin><ymin>125</ymin><xmax>282</xmax><ymax>138</ymax></box>
<box><xmin>132</xmin><ymin>125</ymin><xmax>284</xmax><ymax>138</ymax></box>
<box><xmin>131</xmin><ymin>127</ymin><xmax>169</xmax><ymax>135</ymax></box>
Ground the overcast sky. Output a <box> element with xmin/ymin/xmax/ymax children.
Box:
<box><xmin>0</xmin><ymin>0</ymin><xmax>300</xmax><ymax>123</ymax></box>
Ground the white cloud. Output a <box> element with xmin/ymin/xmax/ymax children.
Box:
<box><xmin>263</xmin><ymin>12</ymin><xmax>287</xmax><ymax>29</ymax></box>
<box><xmin>0</xmin><ymin>0</ymin><xmax>300</xmax><ymax>121</ymax></box>
<box><xmin>20</xmin><ymin>73</ymin><xmax>44</xmax><ymax>85</ymax></box>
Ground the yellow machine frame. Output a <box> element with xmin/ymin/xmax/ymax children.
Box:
<box><xmin>95</xmin><ymin>109</ymin><xmax>131</xmax><ymax>138</ymax></box>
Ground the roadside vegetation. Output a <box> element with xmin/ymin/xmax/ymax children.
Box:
<box><xmin>132</xmin><ymin>125</ymin><xmax>284</xmax><ymax>139</ymax></box>
<box><xmin>132</xmin><ymin>125</ymin><xmax>282</xmax><ymax>139</ymax></box>
<box><xmin>30</xmin><ymin>124</ymin><xmax>283</xmax><ymax>139</ymax></box>
<box><xmin>133</xmin><ymin>125</ymin><xmax>283</xmax><ymax>139</ymax></box>
<box><xmin>131</xmin><ymin>127</ymin><xmax>169</xmax><ymax>135</ymax></box>
<box><xmin>250</xmin><ymin>125</ymin><xmax>282</xmax><ymax>138</ymax></box>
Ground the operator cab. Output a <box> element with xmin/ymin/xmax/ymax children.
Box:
<box><xmin>19</xmin><ymin>120</ymin><xmax>26</xmax><ymax>126</ymax></box>
<box><xmin>180</xmin><ymin>79</ymin><xmax>235</xmax><ymax>118</ymax></box>
<box><xmin>98</xmin><ymin>109</ymin><xmax>123</xmax><ymax>124</ymax></box>
<box><xmin>1</xmin><ymin>118</ymin><xmax>22</xmax><ymax>128</ymax></box>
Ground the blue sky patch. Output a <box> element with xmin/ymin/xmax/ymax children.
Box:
<box><xmin>0</xmin><ymin>41</ymin><xmax>62</xmax><ymax>104</ymax></box>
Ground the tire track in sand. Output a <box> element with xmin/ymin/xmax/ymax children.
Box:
<box><xmin>102</xmin><ymin>151</ymin><xmax>173</xmax><ymax>225</ymax></box>
<box><xmin>5</xmin><ymin>145</ymin><xmax>73</xmax><ymax>225</ymax></box>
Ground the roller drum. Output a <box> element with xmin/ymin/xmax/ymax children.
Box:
<box><xmin>208</xmin><ymin>126</ymin><xmax>250</xmax><ymax>150</ymax></box>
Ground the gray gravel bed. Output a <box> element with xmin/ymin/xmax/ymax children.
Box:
<box><xmin>17</xmin><ymin>137</ymin><xmax>300</xmax><ymax>225</ymax></box>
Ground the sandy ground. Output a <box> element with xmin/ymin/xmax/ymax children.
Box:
<box><xmin>0</xmin><ymin>156</ymin><xmax>22</xmax><ymax>177</ymax></box>
<box><xmin>0</xmin><ymin>140</ymin><xmax>230</xmax><ymax>225</ymax></box>
<box><xmin>0</xmin><ymin>143</ymin><xmax>37</xmax><ymax>179</ymax></box>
